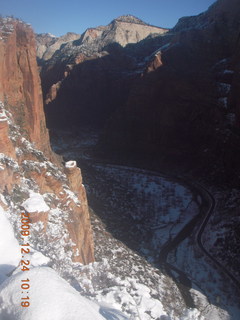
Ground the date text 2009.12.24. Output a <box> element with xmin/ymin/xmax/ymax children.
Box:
<box><xmin>20</xmin><ymin>211</ymin><xmax>31</xmax><ymax>308</ymax></box>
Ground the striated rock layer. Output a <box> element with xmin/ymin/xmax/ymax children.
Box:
<box><xmin>37</xmin><ymin>15</ymin><xmax>168</xmax><ymax>128</ymax></box>
<box><xmin>38</xmin><ymin>1</ymin><xmax>240</xmax><ymax>185</ymax></box>
<box><xmin>0</xmin><ymin>18</ymin><xmax>94</xmax><ymax>264</ymax></box>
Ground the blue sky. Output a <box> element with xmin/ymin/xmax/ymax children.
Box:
<box><xmin>1</xmin><ymin>0</ymin><xmax>216</xmax><ymax>36</ymax></box>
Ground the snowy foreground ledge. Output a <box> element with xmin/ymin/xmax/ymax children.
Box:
<box><xmin>0</xmin><ymin>267</ymin><xmax>128</xmax><ymax>320</ymax></box>
<box><xmin>0</xmin><ymin>205</ymin><xmax>128</xmax><ymax>320</ymax></box>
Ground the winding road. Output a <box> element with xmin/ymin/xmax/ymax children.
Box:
<box><xmin>90</xmin><ymin>162</ymin><xmax>240</xmax><ymax>305</ymax></box>
<box><xmin>52</xmin><ymin>130</ymin><xmax>240</xmax><ymax>314</ymax></box>
<box><xmin>195</xmin><ymin>182</ymin><xmax>240</xmax><ymax>289</ymax></box>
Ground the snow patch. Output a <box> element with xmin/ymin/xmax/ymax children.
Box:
<box><xmin>0</xmin><ymin>206</ymin><xmax>21</xmax><ymax>283</ymax></box>
<box><xmin>65</xmin><ymin>160</ymin><xmax>77</xmax><ymax>168</ymax></box>
<box><xmin>0</xmin><ymin>109</ymin><xmax>7</xmax><ymax>122</ymax></box>
<box><xmin>217</xmin><ymin>82</ymin><xmax>231</xmax><ymax>96</ymax></box>
<box><xmin>22</xmin><ymin>192</ymin><xmax>50</xmax><ymax>213</ymax></box>
<box><xmin>218</xmin><ymin>97</ymin><xmax>228</xmax><ymax>109</ymax></box>
<box><xmin>0</xmin><ymin>267</ymin><xmax>127</xmax><ymax>320</ymax></box>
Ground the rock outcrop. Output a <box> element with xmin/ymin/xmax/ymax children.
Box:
<box><xmin>38</xmin><ymin>1</ymin><xmax>240</xmax><ymax>184</ymax></box>
<box><xmin>37</xmin><ymin>15</ymin><xmax>168</xmax><ymax>128</ymax></box>
<box><xmin>35</xmin><ymin>33</ymin><xmax>58</xmax><ymax>60</ymax></box>
<box><xmin>99</xmin><ymin>0</ymin><xmax>240</xmax><ymax>184</ymax></box>
<box><xmin>37</xmin><ymin>15</ymin><xmax>167</xmax><ymax>63</ymax></box>
<box><xmin>36</xmin><ymin>32</ymin><xmax>81</xmax><ymax>62</ymax></box>
<box><xmin>0</xmin><ymin>18</ymin><xmax>94</xmax><ymax>264</ymax></box>
<box><xmin>0</xmin><ymin>19</ymin><xmax>50</xmax><ymax>156</ymax></box>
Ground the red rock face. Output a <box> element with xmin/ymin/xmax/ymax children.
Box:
<box><xmin>0</xmin><ymin>20</ymin><xmax>50</xmax><ymax>156</ymax></box>
<box><xmin>37</xmin><ymin>15</ymin><xmax>168</xmax><ymax>129</ymax></box>
<box><xmin>0</xmin><ymin>19</ymin><xmax>94</xmax><ymax>265</ymax></box>
<box><xmin>145</xmin><ymin>52</ymin><xmax>163</xmax><ymax>74</ymax></box>
<box><xmin>0</xmin><ymin>117</ymin><xmax>16</xmax><ymax>159</ymax></box>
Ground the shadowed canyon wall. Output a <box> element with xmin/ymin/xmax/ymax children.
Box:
<box><xmin>39</xmin><ymin>0</ymin><xmax>240</xmax><ymax>185</ymax></box>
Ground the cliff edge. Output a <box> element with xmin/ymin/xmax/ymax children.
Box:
<box><xmin>0</xmin><ymin>18</ymin><xmax>94</xmax><ymax>265</ymax></box>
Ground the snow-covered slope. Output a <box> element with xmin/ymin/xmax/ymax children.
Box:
<box><xmin>49</xmin><ymin>129</ymin><xmax>240</xmax><ymax>320</ymax></box>
<box><xmin>0</xmin><ymin>207</ymin><xmax>128</xmax><ymax>320</ymax></box>
<box><xmin>0</xmin><ymin>99</ymin><xmax>94</xmax><ymax>265</ymax></box>
<box><xmin>0</xmin><ymin>206</ymin><xmax>20</xmax><ymax>283</ymax></box>
<box><xmin>1</xmin><ymin>268</ymin><xmax>104</xmax><ymax>320</ymax></box>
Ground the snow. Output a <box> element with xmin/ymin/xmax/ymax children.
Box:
<box><xmin>0</xmin><ymin>206</ymin><xmax>128</xmax><ymax>320</ymax></box>
<box><xmin>25</xmin><ymin>248</ymin><xmax>50</xmax><ymax>267</ymax></box>
<box><xmin>65</xmin><ymin>160</ymin><xmax>77</xmax><ymax>168</ymax></box>
<box><xmin>22</xmin><ymin>192</ymin><xmax>50</xmax><ymax>213</ymax></box>
<box><xmin>0</xmin><ymin>194</ymin><xmax>7</xmax><ymax>206</ymax></box>
<box><xmin>64</xmin><ymin>187</ymin><xmax>80</xmax><ymax>204</ymax></box>
<box><xmin>0</xmin><ymin>99</ymin><xmax>238</xmax><ymax>320</ymax></box>
<box><xmin>0</xmin><ymin>206</ymin><xmax>21</xmax><ymax>283</ymax></box>
<box><xmin>218</xmin><ymin>97</ymin><xmax>228</xmax><ymax>109</ymax></box>
<box><xmin>158</xmin><ymin>42</ymin><xmax>170</xmax><ymax>52</ymax></box>
<box><xmin>93</xmin><ymin>271</ymin><xmax>169</xmax><ymax>320</ymax></box>
<box><xmin>0</xmin><ymin>267</ymin><xmax>128</xmax><ymax>320</ymax></box>
<box><xmin>0</xmin><ymin>153</ymin><xmax>19</xmax><ymax>171</ymax></box>
<box><xmin>0</xmin><ymin>102</ymin><xmax>171</xmax><ymax>319</ymax></box>
<box><xmin>0</xmin><ymin>109</ymin><xmax>7</xmax><ymax>122</ymax></box>
<box><xmin>223</xmin><ymin>69</ymin><xmax>234</xmax><ymax>75</ymax></box>
<box><xmin>90</xmin><ymin>163</ymin><xmax>195</xmax><ymax>255</ymax></box>
<box><xmin>47</xmin><ymin>33</ymin><xmax>57</xmax><ymax>38</ymax></box>
<box><xmin>217</xmin><ymin>82</ymin><xmax>231</xmax><ymax>95</ymax></box>
<box><xmin>168</xmin><ymin>230</ymin><xmax>239</xmax><ymax>320</ymax></box>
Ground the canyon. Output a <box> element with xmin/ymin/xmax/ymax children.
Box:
<box><xmin>37</xmin><ymin>0</ymin><xmax>240</xmax><ymax>318</ymax></box>
<box><xmin>39</xmin><ymin>0</ymin><xmax>240</xmax><ymax>186</ymax></box>
<box><xmin>0</xmin><ymin>0</ymin><xmax>240</xmax><ymax>319</ymax></box>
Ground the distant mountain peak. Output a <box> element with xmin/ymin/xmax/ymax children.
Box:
<box><xmin>112</xmin><ymin>15</ymin><xmax>147</xmax><ymax>25</ymax></box>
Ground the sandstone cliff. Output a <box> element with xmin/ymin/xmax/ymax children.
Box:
<box><xmin>99</xmin><ymin>0</ymin><xmax>240</xmax><ymax>184</ymax></box>
<box><xmin>36</xmin><ymin>32</ymin><xmax>81</xmax><ymax>62</ymax></box>
<box><xmin>38</xmin><ymin>1</ymin><xmax>240</xmax><ymax>184</ymax></box>
<box><xmin>0</xmin><ymin>18</ymin><xmax>94</xmax><ymax>264</ymax></box>
<box><xmin>37</xmin><ymin>15</ymin><xmax>167</xmax><ymax>62</ymax></box>
<box><xmin>0</xmin><ymin>19</ymin><xmax>51</xmax><ymax>156</ymax></box>
<box><xmin>37</xmin><ymin>15</ymin><xmax>168</xmax><ymax>128</ymax></box>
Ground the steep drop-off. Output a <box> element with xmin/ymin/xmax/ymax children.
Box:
<box><xmin>33</xmin><ymin>4</ymin><xmax>240</xmax><ymax>318</ymax></box>
<box><xmin>39</xmin><ymin>1</ymin><xmax>240</xmax><ymax>186</ymax></box>
<box><xmin>0</xmin><ymin>19</ymin><xmax>51</xmax><ymax>155</ymax></box>
<box><xmin>0</xmin><ymin>18</ymin><xmax>94</xmax><ymax>265</ymax></box>
<box><xmin>99</xmin><ymin>0</ymin><xmax>240</xmax><ymax>184</ymax></box>
<box><xmin>38</xmin><ymin>15</ymin><xmax>168</xmax><ymax>128</ymax></box>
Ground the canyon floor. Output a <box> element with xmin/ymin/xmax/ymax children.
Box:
<box><xmin>50</xmin><ymin>128</ymin><xmax>240</xmax><ymax>320</ymax></box>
